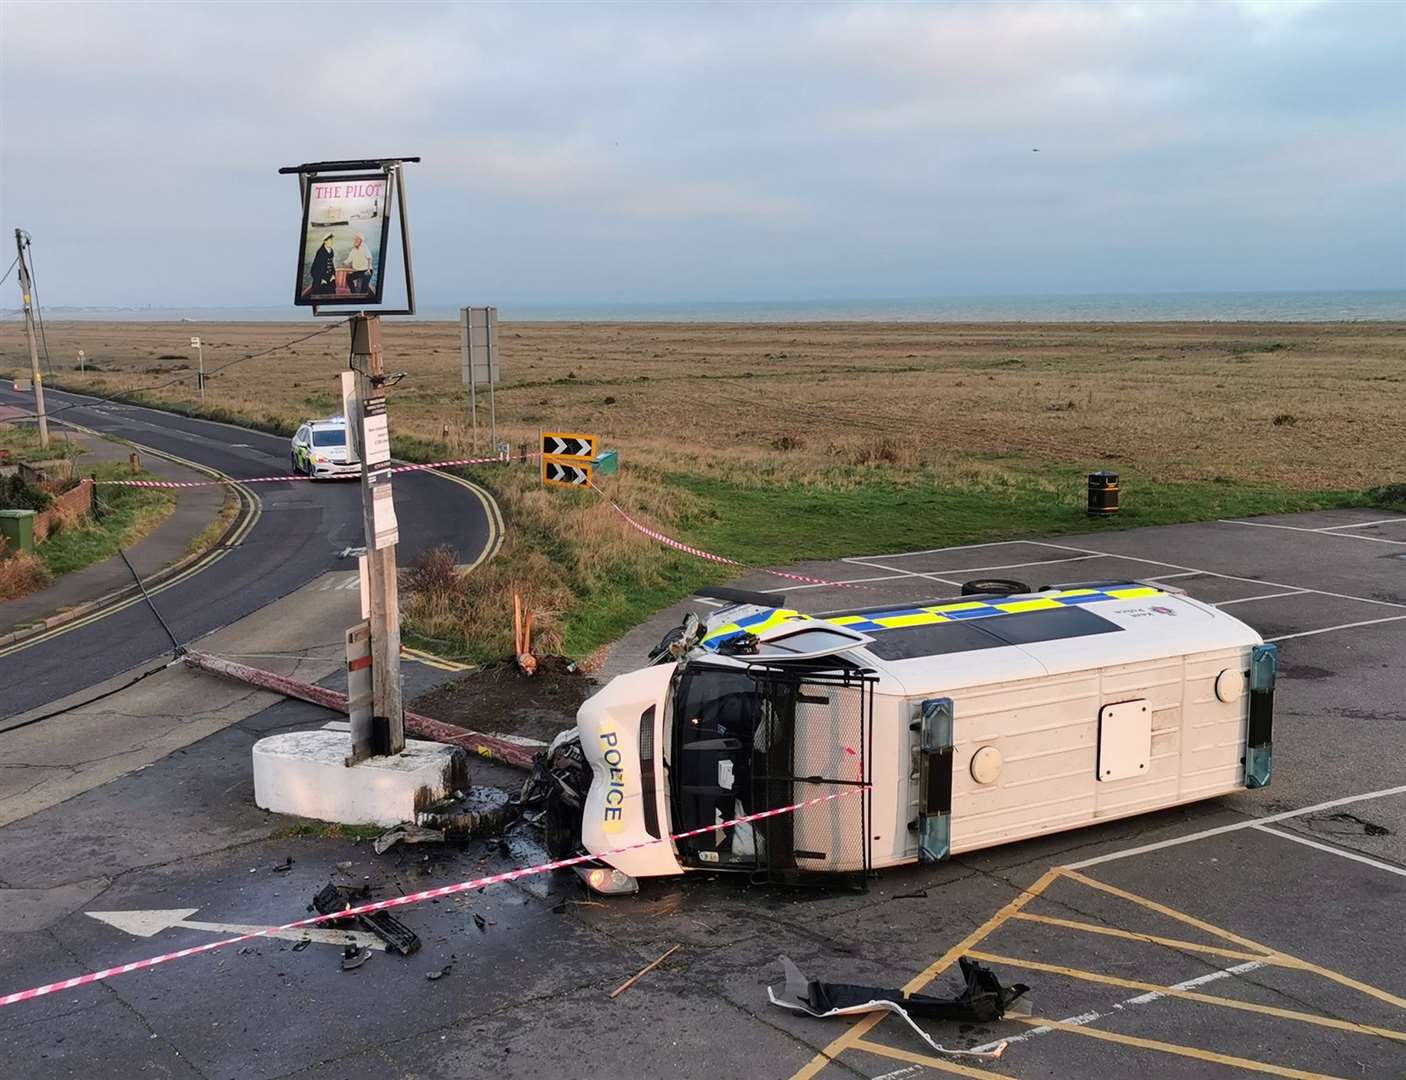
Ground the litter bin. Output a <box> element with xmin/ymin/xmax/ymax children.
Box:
<box><xmin>0</xmin><ymin>509</ymin><xmax>36</xmax><ymax>555</ymax></box>
<box><xmin>1087</xmin><ymin>471</ymin><xmax>1119</xmax><ymax>516</ymax></box>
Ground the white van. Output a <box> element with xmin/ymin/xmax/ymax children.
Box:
<box><xmin>553</xmin><ymin>580</ymin><xmax>1275</xmax><ymax>893</ymax></box>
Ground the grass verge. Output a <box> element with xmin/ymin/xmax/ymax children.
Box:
<box><xmin>38</xmin><ymin>464</ymin><xmax>176</xmax><ymax>578</ymax></box>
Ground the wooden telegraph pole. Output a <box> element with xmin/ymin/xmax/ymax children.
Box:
<box><xmin>13</xmin><ymin>230</ymin><xmax>49</xmax><ymax>449</ymax></box>
<box><xmin>348</xmin><ymin>314</ymin><xmax>404</xmax><ymax>759</ymax></box>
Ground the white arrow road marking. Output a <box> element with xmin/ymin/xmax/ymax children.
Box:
<box><xmin>86</xmin><ymin>908</ymin><xmax>385</xmax><ymax>950</ymax></box>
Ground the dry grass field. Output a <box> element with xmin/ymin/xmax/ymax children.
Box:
<box><xmin>4</xmin><ymin>319</ymin><xmax>1403</xmax><ymax>656</ymax></box>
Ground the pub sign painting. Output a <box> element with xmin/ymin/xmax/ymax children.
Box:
<box><xmin>295</xmin><ymin>173</ymin><xmax>392</xmax><ymax>306</ymax></box>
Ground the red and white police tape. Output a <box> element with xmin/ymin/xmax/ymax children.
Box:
<box><xmin>594</xmin><ymin>484</ymin><xmax>867</xmax><ymax>590</ymax></box>
<box><xmin>0</xmin><ymin>784</ymin><xmax>865</xmax><ymax>1008</ymax></box>
<box><xmin>95</xmin><ymin>452</ymin><xmax>519</xmax><ymax>488</ymax></box>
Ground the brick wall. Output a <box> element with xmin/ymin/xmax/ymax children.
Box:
<box><xmin>34</xmin><ymin>481</ymin><xmax>93</xmax><ymax>543</ymax></box>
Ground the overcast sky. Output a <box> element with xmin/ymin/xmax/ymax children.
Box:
<box><xmin>1</xmin><ymin>0</ymin><xmax>1402</xmax><ymax>308</ymax></box>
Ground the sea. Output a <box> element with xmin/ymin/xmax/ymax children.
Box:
<box><xmin>5</xmin><ymin>289</ymin><xmax>1404</xmax><ymax>323</ymax></box>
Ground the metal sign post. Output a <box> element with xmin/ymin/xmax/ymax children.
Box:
<box><xmin>190</xmin><ymin>336</ymin><xmax>204</xmax><ymax>399</ymax></box>
<box><xmin>77</xmin><ymin>350</ymin><xmax>85</xmax><ymax>373</ymax></box>
<box><xmin>461</xmin><ymin>306</ymin><xmax>499</xmax><ymax>451</ymax></box>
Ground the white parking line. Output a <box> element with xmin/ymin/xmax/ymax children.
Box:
<box><xmin>1028</xmin><ymin>540</ymin><xmax>1406</xmax><ymax>611</ymax></box>
<box><xmin>1220</xmin><ymin>519</ymin><xmax>1406</xmax><ymax>546</ymax></box>
<box><xmin>784</xmin><ymin>572</ymin><xmax>914</xmax><ymax>593</ymax></box>
<box><xmin>1317</xmin><ymin>517</ymin><xmax>1406</xmax><ymax>531</ymax></box>
<box><xmin>1253</xmin><ymin>826</ymin><xmax>1406</xmax><ymax>879</ymax></box>
<box><xmin>1267</xmin><ymin>614</ymin><xmax>1406</xmax><ymax>642</ymax></box>
<box><xmin>842</xmin><ymin>557</ymin><xmax>961</xmax><ymax>586</ymax></box>
<box><xmin>844</xmin><ymin>538</ymin><xmax>1047</xmax><ymax>561</ymax></box>
<box><xmin>1214</xmin><ymin>589</ymin><xmax>1311</xmax><ymax>607</ymax></box>
<box><xmin>1142</xmin><ymin>571</ymin><xmax>1202</xmax><ymax>581</ymax></box>
<box><xmin>1062</xmin><ymin>783</ymin><xmax>1406</xmax><ymax>871</ymax></box>
<box><xmin>971</xmin><ymin>960</ymin><xmax>1267</xmax><ymax>1054</ymax></box>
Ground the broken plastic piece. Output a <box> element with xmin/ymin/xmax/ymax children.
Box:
<box><xmin>768</xmin><ymin>956</ymin><xmax>1029</xmax><ymax>1060</ymax></box>
<box><xmin>426</xmin><ymin>964</ymin><xmax>453</xmax><ymax>981</ymax></box>
<box><xmin>373</xmin><ymin>824</ymin><xmax>446</xmax><ymax>855</ymax></box>
<box><xmin>341</xmin><ymin>945</ymin><xmax>371</xmax><ymax>971</ymax></box>
<box><xmin>312</xmin><ymin>881</ymin><xmax>421</xmax><ymax>957</ymax></box>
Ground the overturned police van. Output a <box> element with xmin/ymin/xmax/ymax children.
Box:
<box><xmin>538</xmin><ymin>579</ymin><xmax>1276</xmax><ymax>895</ymax></box>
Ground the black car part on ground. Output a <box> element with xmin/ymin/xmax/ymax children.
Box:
<box><xmin>768</xmin><ymin>955</ymin><xmax>1028</xmax><ymax>1060</ymax></box>
<box><xmin>311</xmin><ymin>883</ymin><xmax>421</xmax><ymax>956</ymax></box>
<box><xmin>793</xmin><ymin>955</ymin><xmax>1029</xmax><ymax>1023</ymax></box>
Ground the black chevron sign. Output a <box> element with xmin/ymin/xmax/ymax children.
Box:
<box><xmin>543</xmin><ymin>460</ymin><xmax>592</xmax><ymax>488</ymax></box>
<box><xmin>541</xmin><ymin>433</ymin><xmax>597</xmax><ymax>459</ymax></box>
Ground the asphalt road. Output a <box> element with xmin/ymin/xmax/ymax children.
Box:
<box><xmin>0</xmin><ymin>385</ymin><xmax>498</xmax><ymax>718</ymax></box>
<box><xmin>1</xmin><ymin>510</ymin><xmax>1402</xmax><ymax>1079</ymax></box>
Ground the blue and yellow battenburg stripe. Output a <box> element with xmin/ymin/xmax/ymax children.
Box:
<box><xmin>700</xmin><ymin>584</ymin><xmax>1164</xmax><ymax>649</ymax></box>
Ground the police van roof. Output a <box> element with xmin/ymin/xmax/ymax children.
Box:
<box><xmin>700</xmin><ymin>584</ymin><xmax>1261</xmax><ymax>693</ymax></box>
<box><xmin>312</xmin><ymin>416</ymin><xmax>347</xmax><ymax>428</ymax></box>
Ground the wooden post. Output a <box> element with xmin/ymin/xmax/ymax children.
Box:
<box><xmin>349</xmin><ymin>314</ymin><xmax>404</xmax><ymax>759</ymax></box>
<box><xmin>14</xmin><ymin>230</ymin><xmax>48</xmax><ymax>449</ymax></box>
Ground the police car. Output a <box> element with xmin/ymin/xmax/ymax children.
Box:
<box><xmin>545</xmin><ymin>579</ymin><xmax>1275</xmax><ymax>895</ymax></box>
<box><xmin>290</xmin><ymin>417</ymin><xmax>360</xmax><ymax>479</ymax></box>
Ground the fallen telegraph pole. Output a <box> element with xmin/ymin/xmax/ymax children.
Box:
<box><xmin>181</xmin><ymin>651</ymin><xmax>535</xmax><ymax>771</ymax></box>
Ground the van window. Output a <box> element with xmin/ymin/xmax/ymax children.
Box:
<box><xmin>312</xmin><ymin>429</ymin><xmax>346</xmax><ymax>447</ymax></box>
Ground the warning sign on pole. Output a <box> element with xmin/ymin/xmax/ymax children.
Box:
<box><xmin>541</xmin><ymin>432</ymin><xmax>597</xmax><ymax>459</ymax></box>
<box><xmin>362</xmin><ymin>394</ymin><xmax>390</xmax><ymax>465</ymax></box>
<box><xmin>543</xmin><ymin>460</ymin><xmax>592</xmax><ymax>488</ymax></box>
<box><xmin>368</xmin><ymin>471</ymin><xmax>399</xmax><ymax>548</ymax></box>
<box><xmin>540</xmin><ymin>430</ymin><xmax>598</xmax><ymax>488</ymax></box>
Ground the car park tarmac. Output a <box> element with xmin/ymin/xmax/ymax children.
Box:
<box><xmin>1</xmin><ymin>510</ymin><xmax>1402</xmax><ymax>1079</ymax></box>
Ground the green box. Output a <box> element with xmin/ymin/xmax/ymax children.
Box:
<box><xmin>592</xmin><ymin>449</ymin><xmax>619</xmax><ymax>477</ymax></box>
<box><xmin>0</xmin><ymin>508</ymin><xmax>36</xmax><ymax>555</ymax></box>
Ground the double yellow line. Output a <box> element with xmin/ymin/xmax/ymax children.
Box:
<box><xmin>0</xmin><ymin>434</ymin><xmax>260</xmax><ymax>659</ymax></box>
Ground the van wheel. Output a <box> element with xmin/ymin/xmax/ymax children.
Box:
<box><xmin>961</xmin><ymin>578</ymin><xmax>1031</xmax><ymax>597</ymax></box>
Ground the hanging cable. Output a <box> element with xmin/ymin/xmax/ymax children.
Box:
<box><xmin>0</xmin><ymin>318</ymin><xmax>350</xmax><ymax>426</ymax></box>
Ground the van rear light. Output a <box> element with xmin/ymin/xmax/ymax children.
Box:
<box><xmin>1245</xmin><ymin>643</ymin><xmax>1276</xmax><ymax>789</ymax></box>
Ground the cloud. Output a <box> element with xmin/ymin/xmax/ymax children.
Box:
<box><xmin>0</xmin><ymin>0</ymin><xmax>1401</xmax><ymax>306</ymax></box>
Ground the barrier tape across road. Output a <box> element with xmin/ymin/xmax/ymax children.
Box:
<box><xmin>0</xmin><ymin>785</ymin><xmax>866</xmax><ymax>1009</ymax></box>
<box><xmin>94</xmin><ymin>452</ymin><xmax>518</xmax><ymax>488</ymax></box>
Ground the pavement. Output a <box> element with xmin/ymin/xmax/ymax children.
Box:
<box><xmin>0</xmin><ymin>383</ymin><xmax>501</xmax><ymax>719</ymax></box>
<box><xmin>1</xmin><ymin>508</ymin><xmax>1403</xmax><ymax>1079</ymax></box>
<box><xmin>1</xmin><ymin>426</ymin><xmax>229</xmax><ymax>640</ymax></box>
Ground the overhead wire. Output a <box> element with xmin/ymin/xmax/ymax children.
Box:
<box><xmin>0</xmin><ymin>318</ymin><xmax>350</xmax><ymax>427</ymax></box>
<box><xmin>0</xmin><ymin>253</ymin><xmax>19</xmax><ymax>289</ymax></box>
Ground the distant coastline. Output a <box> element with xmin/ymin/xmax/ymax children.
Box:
<box><xmin>3</xmin><ymin>289</ymin><xmax>1403</xmax><ymax>323</ymax></box>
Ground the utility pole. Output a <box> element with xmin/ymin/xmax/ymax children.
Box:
<box><xmin>13</xmin><ymin>230</ymin><xmax>48</xmax><ymax>449</ymax></box>
<box><xmin>348</xmin><ymin>314</ymin><xmax>404</xmax><ymax>759</ymax></box>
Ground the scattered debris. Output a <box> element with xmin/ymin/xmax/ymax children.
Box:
<box><xmin>373</xmin><ymin>824</ymin><xmax>446</xmax><ymax>855</ymax></box>
<box><xmin>768</xmin><ymin>956</ymin><xmax>1028</xmax><ymax>1060</ymax></box>
<box><xmin>610</xmin><ymin>944</ymin><xmax>681</xmax><ymax>999</ymax></box>
<box><xmin>426</xmin><ymin>964</ymin><xmax>453</xmax><ymax>981</ymax></box>
<box><xmin>312</xmin><ymin>882</ymin><xmax>421</xmax><ymax>957</ymax></box>
<box><xmin>341</xmin><ymin>945</ymin><xmax>371</xmax><ymax>971</ymax></box>
<box><xmin>291</xmin><ymin>939</ymin><xmax>311</xmax><ymax>953</ymax></box>
<box><xmin>473</xmin><ymin>913</ymin><xmax>488</xmax><ymax>932</ymax></box>
<box><xmin>272</xmin><ymin>857</ymin><xmax>294</xmax><ymax>873</ymax></box>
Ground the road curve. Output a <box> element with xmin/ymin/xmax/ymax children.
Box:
<box><xmin>0</xmin><ymin>384</ymin><xmax>499</xmax><ymax>718</ymax></box>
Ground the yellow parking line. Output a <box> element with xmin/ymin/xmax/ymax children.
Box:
<box><xmin>399</xmin><ymin>645</ymin><xmax>470</xmax><ymax>672</ymax></box>
<box><xmin>1062</xmin><ymin>870</ymin><xmax>1406</xmax><ymax>1012</ymax></box>
<box><xmin>967</xmin><ymin>951</ymin><xmax>1406</xmax><ymax>1044</ymax></box>
<box><xmin>848</xmin><ymin>1038</ymin><xmax>1007</xmax><ymax>1079</ymax></box>
<box><xmin>1009</xmin><ymin>911</ymin><xmax>1274</xmax><ymax>964</ymax></box>
<box><xmin>1015</xmin><ymin>1016</ymin><xmax>1346</xmax><ymax>1079</ymax></box>
<box><xmin>786</xmin><ymin>867</ymin><xmax>1062</xmax><ymax>1080</ymax></box>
